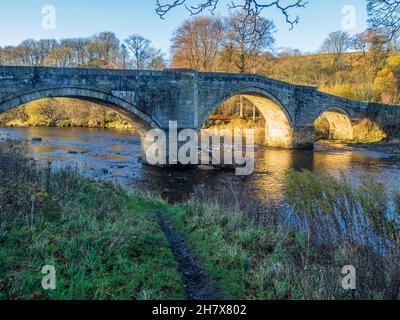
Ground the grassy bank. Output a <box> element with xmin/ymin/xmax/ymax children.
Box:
<box><xmin>1</xmin><ymin>142</ymin><xmax>399</xmax><ymax>300</ymax></box>
<box><xmin>167</xmin><ymin>175</ymin><xmax>400</xmax><ymax>300</ymax></box>
<box><xmin>0</xmin><ymin>143</ymin><xmax>184</xmax><ymax>300</ymax></box>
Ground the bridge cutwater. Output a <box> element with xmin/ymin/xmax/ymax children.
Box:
<box><xmin>1</xmin><ymin>66</ymin><xmax>399</xmax><ymax>163</ymax></box>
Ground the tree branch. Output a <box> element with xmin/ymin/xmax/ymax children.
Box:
<box><xmin>367</xmin><ymin>0</ymin><xmax>400</xmax><ymax>39</ymax></box>
<box><xmin>156</xmin><ymin>0</ymin><xmax>307</xmax><ymax>29</ymax></box>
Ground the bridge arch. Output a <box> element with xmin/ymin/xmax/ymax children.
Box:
<box><xmin>0</xmin><ymin>87</ymin><xmax>161</xmax><ymax>134</ymax></box>
<box><xmin>202</xmin><ymin>86</ymin><xmax>294</xmax><ymax>148</ymax></box>
<box><xmin>314</xmin><ymin>107</ymin><xmax>354</xmax><ymax>141</ymax></box>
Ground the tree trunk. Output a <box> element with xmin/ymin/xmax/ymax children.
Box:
<box><xmin>240</xmin><ymin>95</ymin><xmax>244</xmax><ymax>118</ymax></box>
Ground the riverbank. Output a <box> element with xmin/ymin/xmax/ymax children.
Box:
<box><xmin>0</xmin><ymin>98</ymin><xmax>136</xmax><ymax>132</ymax></box>
<box><xmin>166</xmin><ymin>180</ymin><xmax>400</xmax><ymax>300</ymax></box>
<box><xmin>1</xmin><ymin>141</ymin><xmax>399</xmax><ymax>300</ymax></box>
<box><xmin>321</xmin><ymin>141</ymin><xmax>400</xmax><ymax>155</ymax></box>
<box><xmin>348</xmin><ymin>140</ymin><xmax>400</xmax><ymax>155</ymax></box>
<box><xmin>0</xmin><ymin>142</ymin><xmax>185</xmax><ymax>299</ymax></box>
<box><xmin>0</xmin><ymin>120</ymin><xmax>135</xmax><ymax>132</ymax></box>
<box><xmin>314</xmin><ymin>139</ymin><xmax>400</xmax><ymax>156</ymax></box>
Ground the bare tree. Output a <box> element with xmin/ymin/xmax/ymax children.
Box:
<box><xmin>0</xmin><ymin>32</ymin><xmax>166</xmax><ymax>70</ymax></box>
<box><xmin>223</xmin><ymin>10</ymin><xmax>275</xmax><ymax>74</ymax></box>
<box><xmin>367</xmin><ymin>0</ymin><xmax>400</xmax><ymax>37</ymax></box>
<box><xmin>320</xmin><ymin>31</ymin><xmax>351</xmax><ymax>69</ymax></box>
<box><xmin>119</xmin><ymin>44</ymin><xmax>130</xmax><ymax>69</ymax></box>
<box><xmin>19</xmin><ymin>40</ymin><xmax>40</xmax><ymax>66</ymax></box>
<box><xmin>147</xmin><ymin>52</ymin><xmax>167</xmax><ymax>70</ymax></box>
<box><xmin>221</xmin><ymin>10</ymin><xmax>274</xmax><ymax>117</ymax></box>
<box><xmin>351</xmin><ymin>29</ymin><xmax>390</xmax><ymax>73</ymax></box>
<box><xmin>156</xmin><ymin>0</ymin><xmax>307</xmax><ymax>29</ymax></box>
<box><xmin>125</xmin><ymin>35</ymin><xmax>166</xmax><ymax>70</ymax></box>
<box><xmin>51</xmin><ymin>38</ymin><xmax>90</xmax><ymax>67</ymax></box>
<box><xmin>45</xmin><ymin>46</ymin><xmax>74</xmax><ymax>67</ymax></box>
<box><xmin>35</xmin><ymin>39</ymin><xmax>58</xmax><ymax>66</ymax></box>
<box><xmin>125</xmin><ymin>35</ymin><xmax>152</xmax><ymax>69</ymax></box>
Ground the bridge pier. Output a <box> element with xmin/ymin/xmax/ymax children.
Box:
<box><xmin>292</xmin><ymin>126</ymin><xmax>315</xmax><ymax>150</ymax></box>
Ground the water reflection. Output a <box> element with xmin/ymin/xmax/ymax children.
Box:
<box><xmin>1</xmin><ymin>127</ymin><xmax>400</xmax><ymax>203</ymax></box>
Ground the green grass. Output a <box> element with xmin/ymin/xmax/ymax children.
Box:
<box><xmin>0</xmin><ymin>143</ymin><xmax>184</xmax><ymax>300</ymax></box>
<box><xmin>2</xmin><ymin>142</ymin><xmax>399</xmax><ymax>300</ymax></box>
<box><xmin>0</xmin><ymin>180</ymin><xmax>185</xmax><ymax>300</ymax></box>
<box><xmin>166</xmin><ymin>171</ymin><xmax>400</xmax><ymax>300</ymax></box>
<box><xmin>165</xmin><ymin>203</ymin><xmax>341</xmax><ymax>300</ymax></box>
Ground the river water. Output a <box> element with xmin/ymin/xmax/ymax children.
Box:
<box><xmin>1</xmin><ymin>126</ymin><xmax>400</xmax><ymax>203</ymax></box>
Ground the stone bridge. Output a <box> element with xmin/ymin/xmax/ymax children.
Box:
<box><xmin>1</xmin><ymin>65</ymin><xmax>399</xmax><ymax>154</ymax></box>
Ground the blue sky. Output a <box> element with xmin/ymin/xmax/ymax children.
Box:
<box><xmin>0</xmin><ymin>0</ymin><xmax>368</xmax><ymax>55</ymax></box>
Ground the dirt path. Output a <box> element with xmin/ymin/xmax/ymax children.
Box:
<box><xmin>157</xmin><ymin>211</ymin><xmax>223</xmax><ymax>300</ymax></box>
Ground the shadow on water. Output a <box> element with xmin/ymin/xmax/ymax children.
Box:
<box><xmin>1</xmin><ymin>126</ymin><xmax>400</xmax><ymax>203</ymax></box>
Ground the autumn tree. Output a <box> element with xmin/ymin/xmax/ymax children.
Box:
<box><xmin>387</xmin><ymin>53</ymin><xmax>400</xmax><ymax>76</ymax></box>
<box><xmin>58</xmin><ymin>38</ymin><xmax>90</xmax><ymax>67</ymax></box>
<box><xmin>45</xmin><ymin>46</ymin><xmax>72</xmax><ymax>67</ymax></box>
<box><xmin>171</xmin><ymin>16</ymin><xmax>224</xmax><ymax>71</ymax></box>
<box><xmin>45</xmin><ymin>38</ymin><xmax>90</xmax><ymax>67</ymax></box>
<box><xmin>86</xmin><ymin>32</ymin><xmax>121</xmax><ymax>68</ymax></box>
<box><xmin>373</xmin><ymin>67</ymin><xmax>399</xmax><ymax>103</ymax></box>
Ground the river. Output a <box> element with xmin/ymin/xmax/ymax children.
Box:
<box><xmin>1</xmin><ymin>126</ymin><xmax>400</xmax><ymax>203</ymax></box>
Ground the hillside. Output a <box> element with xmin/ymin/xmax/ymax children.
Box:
<box><xmin>263</xmin><ymin>51</ymin><xmax>400</xmax><ymax>104</ymax></box>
